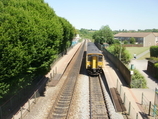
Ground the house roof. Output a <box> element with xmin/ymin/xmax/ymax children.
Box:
<box><xmin>114</xmin><ymin>32</ymin><xmax>153</xmax><ymax>38</ymax></box>
<box><xmin>153</xmin><ymin>33</ymin><xmax>158</xmax><ymax>37</ymax></box>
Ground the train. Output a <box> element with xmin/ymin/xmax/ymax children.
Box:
<box><xmin>86</xmin><ymin>42</ymin><xmax>104</xmax><ymax>75</ymax></box>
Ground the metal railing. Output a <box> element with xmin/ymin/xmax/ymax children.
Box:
<box><xmin>116</xmin><ymin>79</ymin><xmax>142</xmax><ymax>119</ymax></box>
<box><xmin>116</xmin><ymin>78</ymin><xmax>158</xmax><ymax>119</ymax></box>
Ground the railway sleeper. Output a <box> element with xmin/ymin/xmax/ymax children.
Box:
<box><xmin>56</xmin><ymin>103</ymin><xmax>70</xmax><ymax>108</ymax></box>
<box><xmin>59</xmin><ymin>95</ymin><xmax>71</xmax><ymax>98</ymax></box>
<box><xmin>92</xmin><ymin>115</ymin><xmax>109</xmax><ymax>119</ymax></box>
<box><xmin>52</xmin><ymin>114</ymin><xmax>67</xmax><ymax>118</ymax></box>
<box><xmin>57</xmin><ymin>102</ymin><xmax>70</xmax><ymax>107</ymax></box>
<box><xmin>59</xmin><ymin>97</ymin><xmax>71</xmax><ymax>100</ymax></box>
<box><xmin>61</xmin><ymin>93</ymin><xmax>72</xmax><ymax>96</ymax></box>
<box><xmin>53</xmin><ymin>107</ymin><xmax>68</xmax><ymax>114</ymax></box>
<box><xmin>59</xmin><ymin>99</ymin><xmax>71</xmax><ymax>102</ymax></box>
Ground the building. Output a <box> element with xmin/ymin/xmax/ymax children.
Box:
<box><xmin>153</xmin><ymin>33</ymin><xmax>158</xmax><ymax>45</ymax></box>
<box><xmin>114</xmin><ymin>32</ymin><xmax>158</xmax><ymax>47</ymax></box>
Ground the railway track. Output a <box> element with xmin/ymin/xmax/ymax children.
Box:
<box><xmin>47</xmin><ymin>42</ymin><xmax>85</xmax><ymax>119</ymax></box>
<box><xmin>89</xmin><ymin>75</ymin><xmax>109</xmax><ymax>119</ymax></box>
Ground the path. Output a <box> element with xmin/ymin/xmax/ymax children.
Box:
<box><xmin>130</xmin><ymin>49</ymin><xmax>158</xmax><ymax>104</ymax></box>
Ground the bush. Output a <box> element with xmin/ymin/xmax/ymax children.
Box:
<box><xmin>149</xmin><ymin>57</ymin><xmax>158</xmax><ymax>62</ymax></box>
<box><xmin>130</xmin><ymin>69</ymin><xmax>147</xmax><ymax>88</ymax></box>
<box><xmin>130</xmin><ymin>37</ymin><xmax>136</xmax><ymax>44</ymax></box>
<box><xmin>124</xmin><ymin>40</ymin><xmax>128</xmax><ymax>44</ymax></box>
<box><xmin>154</xmin><ymin>63</ymin><xmax>158</xmax><ymax>78</ymax></box>
<box><xmin>150</xmin><ymin>46</ymin><xmax>158</xmax><ymax>57</ymax></box>
<box><xmin>107</xmin><ymin>44</ymin><xmax>131</xmax><ymax>64</ymax></box>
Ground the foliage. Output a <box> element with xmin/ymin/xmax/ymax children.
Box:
<box><xmin>0</xmin><ymin>0</ymin><xmax>75</xmax><ymax>99</ymax></box>
<box><xmin>59</xmin><ymin>17</ymin><xmax>76</xmax><ymax>52</ymax></box>
<box><xmin>113</xmin><ymin>28</ymin><xmax>158</xmax><ymax>34</ymax></box>
<box><xmin>93</xmin><ymin>25</ymin><xmax>114</xmax><ymax>45</ymax></box>
<box><xmin>129</xmin><ymin>37</ymin><xmax>136</xmax><ymax>44</ymax></box>
<box><xmin>107</xmin><ymin>44</ymin><xmax>131</xmax><ymax>64</ymax></box>
<box><xmin>149</xmin><ymin>57</ymin><xmax>158</xmax><ymax>62</ymax></box>
<box><xmin>124</xmin><ymin>40</ymin><xmax>128</xmax><ymax>44</ymax></box>
<box><xmin>154</xmin><ymin>63</ymin><xmax>158</xmax><ymax>68</ymax></box>
<box><xmin>150</xmin><ymin>46</ymin><xmax>158</xmax><ymax>57</ymax></box>
<box><xmin>77</xmin><ymin>28</ymin><xmax>94</xmax><ymax>40</ymax></box>
<box><xmin>113</xmin><ymin>39</ymin><xmax>120</xmax><ymax>44</ymax></box>
<box><xmin>130</xmin><ymin>69</ymin><xmax>147</xmax><ymax>88</ymax></box>
<box><xmin>154</xmin><ymin>63</ymin><xmax>158</xmax><ymax>78</ymax></box>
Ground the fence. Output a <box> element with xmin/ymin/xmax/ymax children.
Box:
<box><xmin>95</xmin><ymin>43</ymin><xmax>158</xmax><ymax>118</ymax></box>
<box><xmin>96</xmin><ymin>43</ymin><xmax>132</xmax><ymax>86</ymax></box>
<box><xmin>0</xmin><ymin>45</ymin><xmax>75</xmax><ymax>119</ymax></box>
<box><xmin>141</xmin><ymin>89</ymin><xmax>158</xmax><ymax>118</ymax></box>
<box><xmin>11</xmin><ymin>90</ymin><xmax>40</xmax><ymax>119</ymax></box>
<box><xmin>116</xmin><ymin>78</ymin><xmax>158</xmax><ymax>119</ymax></box>
<box><xmin>116</xmin><ymin>79</ymin><xmax>142</xmax><ymax>119</ymax></box>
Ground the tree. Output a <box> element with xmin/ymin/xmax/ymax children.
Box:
<box><xmin>77</xmin><ymin>28</ymin><xmax>94</xmax><ymax>39</ymax></box>
<box><xmin>107</xmin><ymin>44</ymin><xmax>131</xmax><ymax>64</ymax></box>
<box><xmin>130</xmin><ymin>37</ymin><xmax>136</xmax><ymax>44</ymax></box>
<box><xmin>93</xmin><ymin>25</ymin><xmax>114</xmax><ymax>45</ymax></box>
<box><xmin>124</xmin><ymin>40</ymin><xmax>128</xmax><ymax>44</ymax></box>
<box><xmin>59</xmin><ymin>17</ymin><xmax>76</xmax><ymax>52</ymax></box>
<box><xmin>0</xmin><ymin>0</ymin><xmax>76</xmax><ymax>99</ymax></box>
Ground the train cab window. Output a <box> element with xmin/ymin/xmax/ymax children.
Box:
<box><xmin>88</xmin><ymin>55</ymin><xmax>92</xmax><ymax>61</ymax></box>
<box><xmin>98</xmin><ymin>55</ymin><xmax>102</xmax><ymax>61</ymax></box>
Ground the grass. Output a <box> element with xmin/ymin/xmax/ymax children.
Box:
<box><xmin>126</xmin><ymin>47</ymin><xmax>150</xmax><ymax>60</ymax></box>
<box><xmin>138</xmin><ymin>52</ymin><xmax>150</xmax><ymax>60</ymax></box>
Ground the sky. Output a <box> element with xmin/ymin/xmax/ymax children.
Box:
<box><xmin>44</xmin><ymin>0</ymin><xmax>158</xmax><ymax>31</ymax></box>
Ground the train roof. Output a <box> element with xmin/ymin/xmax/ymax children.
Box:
<box><xmin>87</xmin><ymin>42</ymin><xmax>102</xmax><ymax>54</ymax></box>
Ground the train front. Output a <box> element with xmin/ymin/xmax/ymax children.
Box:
<box><xmin>86</xmin><ymin>54</ymin><xmax>103</xmax><ymax>75</ymax></box>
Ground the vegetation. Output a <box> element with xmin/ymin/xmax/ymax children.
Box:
<box><xmin>77</xmin><ymin>28</ymin><xmax>94</xmax><ymax>40</ymax></box>
<box><xmin>130</xmin><ymin>69</ymin><xmax>147</xmax><ymax>88</ymax></box>
<box><xmin>150</xmin><ymin>46</ymin><xmax>158</xmax><ymax>57</ymax></box>
<box><xmin>129</xmin><ymin>37</ymin><xmax>136</xmax><ymax>44</ymax></box>
<box><xmin>106</xmin><ymin>44</ymin><xmax>131</xmax><ymax>64</ymax></box>
<box><xmin>113</xmin><ymin>28</ymin><xmax>158</xmax><ymax>34</ymax></box>
<box><xmin>154</xmin><ymin>63</ymin><xmax>158</xmax><ymax>78</ymax></box>
<box><xmin>149</xmin><ymin>57</ymin><xmax>158</xmax><ymax>61</ymax></box>
<box><xmin>124</xmin><ymin>40</ymin><xmax>128</xmax><ymax>44</ymax></box>
<box><xmin>0</xmin><ymin>0</ymin><xmax>75</xmax><ymax>99</ymax></box>
<box><xmin>93</xmin><ymin>25</ymin><xmax>114</xmax><ymax>44</ymax></box>
<box><xmin>126</xmin><ymin>47</ymin><xmax>150</xmax><ymax>59</ymax></box>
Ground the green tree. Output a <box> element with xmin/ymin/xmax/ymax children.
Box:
<box><xmin>78</xmin><ymin>28</ymin><xmax>94</xmax><ymax>39</ymax></box>
<box><xmin>107</xmin><ymin>44</ymin><xmax>131</xmax><ymax>64</ymax></box>
<box><xmin>124</xmin><ymin>40</ymin><xmax>128</xmax><ymax>44</ymax></box>
<box><xmin>93</xmin><ymin>25</ymin><xmax>114</xmax><ymax>44</ymax></box>
<box><xmin>130</xmin><ymin>37</ymin><xmax>136</xmax><ymax>44</ymax></box>
<box><xmin>0</xmin><ymin>0</ymin><xmax>75</xmax><ymax>99</ymax></box>
<box><xmin>59</xmin><ymin>17</ymin><xmax>76</xmax><ymax>52</ymax></box>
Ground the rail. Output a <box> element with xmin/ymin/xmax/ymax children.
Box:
<box><xmin>47</xmin><ymin>41</ymin><xmax>85</xmax><ymax>119</ymax></box>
